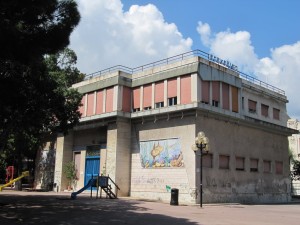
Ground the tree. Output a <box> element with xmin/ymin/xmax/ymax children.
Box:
<box><xmin>0</xmin><ymin>1</ymin><xmax>82</xmax><ymax>185</ymax></box>
<box><xmin>291</xmin><ymin>160</ymin><xmax>300</xmax><ymax>181</ymax></box>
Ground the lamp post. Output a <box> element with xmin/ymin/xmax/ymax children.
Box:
<box><xmin>191</xmin><ymin>131</ymin><xmax>210</xmax><ymax>208</ymax></box>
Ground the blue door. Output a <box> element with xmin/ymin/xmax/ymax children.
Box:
<box><xmin>85</xmin><ymin>156</ymin><xmax>100</xmax><ymax>188</ymax></box>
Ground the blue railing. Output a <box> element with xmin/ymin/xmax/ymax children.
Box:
<box><xmin>84</xmin><ymin>49</ymin><xmax>285</xmax><ymax>95</ymax></box>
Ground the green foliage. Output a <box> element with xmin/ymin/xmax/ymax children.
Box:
<box><xmin>0</xmin><ymin>1</ymin><xmax>82</xmax><ymax>176</ymax></box>
<box><xmin>63</xmin><ymin>161</ymin><xmax>77</xmax><ymax>186</ymax></box>
<box><xmin>291</xmin><ymin>160</ymin><xmax>300</xmax><ymax>181</ymax></box>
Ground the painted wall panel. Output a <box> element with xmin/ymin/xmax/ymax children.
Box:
<box><xmin>167</xmin><ymin>78</ymin><xmax>177</xmax><ymax>98</ymax></box>
<box><xmin>86</xmin><ymin>92</ymin><xmax>95</xmax><ymax>116</ymax></box>
<box><xmin>180</xmin><ymin>75</ymin><xmax>191</xmax><ymax>104</ymax></box>
<box><xmin>122</xmin><ymin>86</ymin><xmax>131</xmax><ymax>112</ymax></box>
<box><xmin>96</xmin><ymin>90</ymin><xmax>103</xmax><ymax>114</ymax></box>
<box><xmin>155</xmin><ymin>81</ymin><xmax>164</xmax><ymax>103</ymax></box>
<box><xmin>106</xmin><ymin>87</ymin><xmax>114</xmax><ymax>113</ymax></box>
<box><xmin>133</xmin><ymin>87</ymin><xmax>140</xmax><ymax>109</ymax></box>
<box><xmin>222</xmin><ymin>83</ymin><xmax>229</xmax><ymax>110</ymax></box>
<box><xmin>143</xmin><ymin>84</ymin><xmax>152</xmax><ymax>108</ymax></box>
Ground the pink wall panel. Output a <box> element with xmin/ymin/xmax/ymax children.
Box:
<box><xmin>201</xmin><ymin>80</ymin><xmax>210</xmax><ymax>103</ymax></box>
<box><xmin>212</xmin><ymin>81</ymin><xmax>220</xmax><ymax>101</ymax></box>
<box><xmin>155</xmin><ymin>81</ymin><xmax>164</xmax><ymax>103</ymax></box>
<box><xmin>122</xmin><ymin>86</ymin><xmax>131</xmax><ymax>112</ymax></box>
<box><xmin>105</xmin><ymin>87</ymin><xmax>114</xmax><ymax>113</ymax></box>
<box><xmin>96</xmin><ymin>90</ymin><xmax>103</xmax><ymax>114</ymax></box>
<box><xmin>180</xmin><ymin>75</ymin><xmax>191</xmax><ymax>104</ymax></box>
<box><xmin>133</xmin><ymin>87</ymin><xmax>140</xmax><ymax>109</ymax></box>
<box><xmin>78</xmin><ymin>95</ymin><xmax>86</xmax><ymax>117</ymax></box>
<box><xmin>143</xmin><ymin>84</ymin><xmax>152</xmax><ymax>107</ymax></box>
<box><xmin>222</xmin><ymin>83</ymin><xmax>230</xmax><ymax>110</ymax></box>
<box><xmin>86</xmin><ymin>92</ymin><xmax>95</xmax><ymax>116</ymax></box>
<box><xmin>167</xmin><ymin>78</ymin><xmax>177</xmax><ymax>98</ymax></box>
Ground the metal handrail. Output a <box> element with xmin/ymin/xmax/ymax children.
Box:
<box><xmin>83</xmin><ymin>49</ymin><xmax>285</xmax><ymax>95</ymax></box>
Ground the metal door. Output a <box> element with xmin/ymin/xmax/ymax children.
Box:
<box><xmin>84</xmin><ymin>156</ymin><xmax>100</xmax><ymax>187</ymax></box>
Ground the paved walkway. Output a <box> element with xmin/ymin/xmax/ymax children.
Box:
<box><xmin>0</xmin><ymin>190</ymin><xmax>300</xmax><ymax>225</ymax></box>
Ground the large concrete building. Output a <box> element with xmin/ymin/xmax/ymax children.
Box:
<box><xmin>287</xmin><ymin>118</ymin><xmax>300</xmax><ymax>195</ymax></box>
<box><xmin>37</xmin><ymin>50</ymin><xmax>296</xmax><ymax>204</ymax></box>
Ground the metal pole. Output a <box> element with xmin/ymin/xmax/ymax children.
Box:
<box><xmin>200</xmin><ymin>143</ymin><xmax>203</xmax><ymax>208</ymax></box>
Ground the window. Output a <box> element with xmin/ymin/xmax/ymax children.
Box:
<box><xmin>203</xmin><ymin>153</ymin><xmax>213</xmax><ymax>168</ymax></box>
<box><xmin>212</xmin><ymin>100</ymin><xmax>219</xmax><ymax>107</ymax></box>
<box><xmin>248</xmin><ymin>100</ymin><xmax>257</xmax><ymax>113</ymax></box>
<box><xmin>155</xmin><ymin>102</ymin><xmax>164</xmax><ymax>108</ymax></box>
<box><xmin>250</xmin><ymin>158</ymin><xmax>259</xmax><ymax>172</ymax></box>
<box><xmin>219</xmin><ymin>155</ymin><xmax>230</xmax><ymax>169</ymax></box>
<box><xmin>273</xmin><ymin>108</ymin><xmax>280</xmax><ymax>120</ymax></box>
<box><xmin>236</xmin><ymin>157</ymin><xmax>245</xmax><ymax>171</ymax></box>
<box><xmin>263</xmin><ymin>160</ymin><xmax>271</xmax><ymax>173</ymax></box>
<box><xmin>144</xmin><ymin>106</ymin><xmax>151</xmax><ymax>110</ymax></box>
<box><xmin>261</xmin><ymin>104</ymin><xmax>269</xmax><ymax>117</ymax></box>
<box><xmin>275</xmin><ymin>161</ymin><xmax>283</xmax><ymax>174</ymax></box>
<box><xmin>133</xmin><ymin>108</ymin><xmax>140</xmax><ymax>112</ymax></box>
<box><xmin>168</xmin><ymin>97</ymin><xmax>177</xmax><ymax>106</ymax></box>
<box><xmin>242</xmin><ymin>97</ymin><xmax>244</xmax><ymax>110</ymax></box>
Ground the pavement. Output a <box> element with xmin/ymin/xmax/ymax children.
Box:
<box><xmin>0</xmin><ymin>190</ymin><xmax>300</xmax><ymax>225</ymax></box>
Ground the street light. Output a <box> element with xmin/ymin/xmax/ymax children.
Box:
<box><xmin>191</xmin><ymin>131</ymin><xmax>210</xmax><ymax>208</ymax></box>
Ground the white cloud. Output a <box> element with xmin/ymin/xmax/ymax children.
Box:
<box><xmin>197</xmin><ymin>21</ymin><xmax>300</xmax><ymax>119</ymax></box>
<box><xmin>70</xmin><ymin>0</ymin><xmax>192</xmax><ymax>74</ymax></box>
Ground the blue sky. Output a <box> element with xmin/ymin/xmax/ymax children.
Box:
<box><xmin>70</xmin><ymin>0</ymin><xmax>300</xmax><ymax>120</ymax></box>
<box><xmin>122</xmin><ymin>0</ymin><xmax>300</xmax><ymax>58</ymax></box>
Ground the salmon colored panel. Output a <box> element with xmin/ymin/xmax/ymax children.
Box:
<box><xmin>143</xmin><ymin>84</ymin><xmax>152</xmax><ymax>107</ymax></box>
<box><xmin>167</xmin><ymin>78</ymin><xmax>177</xmax><ymax>98</ymax></box>
<box><xmin>105</xmin><ymin>87</ymin><xmax>114</xmax><ymax>113</ymax></box>
<box><xmin>155</xmin><ymin>81</ymin><xmax>164</xmax><ymax>103</ymax></box>
<box><xmin>122</xmin><ymin>86</ymin><xmax>131</xmax><ymax>112</ymax></box>
<box><xmin>201</xmin><ymin>81</ymin><xmax>210</xmax><ymax>103</ymax></box>
<box><xmin>96</xmin><ymin>90</ymin><xmax>103</xmax><ymax>114</ymax></box>
<box><xmin>180</xmin><ymin>75</ymin><xmax>191</xmax><ymax>104</ymax></box>
<box><xmin>78</xmin><ymin>95</ymin><xmax>86</xmax><ymax>117</ymax></box>
<box><xmin>86</xmin><ymin>92</ymin><xmax>95</xmax><ymax>116</ymax></box>
<box><xmin>248</xmin><ymin>99</ymin><xmax>257</xmax><ymax>111</ymax></box>
<box><xmin>231</xmin><ymin>86</ymin><xmax>239</xmax><ymax>113</ymax></box>
<box><xmin>261</xmin><ymin>104</ymin><xmax>268</xmax><ymax>117</ymax></box>
<box><xmin>222</xmin><ymin>83</ymin><xmax>229</xmax><ymax>110</ymax></box>
<box><xmin>133</xmin><ymin>87</ymin><xmax>140</xmax><ymax>109</ymax></box>
<box><xmin>212</xmin><ymin>81</ymin><xmax>220</xmax><ymax>101</ymax></box>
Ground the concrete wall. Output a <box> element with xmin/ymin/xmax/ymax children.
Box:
<box><xmin>130</xmin><ymin>115</ymin><xmax>196</xmax><ymax>203</ymax></box>
<box><xmin>195</xmin><ymin>114</ymin><xmax>291</xmax><ymax>203</ymax></box>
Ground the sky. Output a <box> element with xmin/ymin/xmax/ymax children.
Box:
<box><xmin>69</xmin><ymin>0</ymin><xmax>300</xmax><ymax>120</ymax></box>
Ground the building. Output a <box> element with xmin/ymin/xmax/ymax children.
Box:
<box><xmin>36</xmin><ymin>50</ymin><xmax>296</xmax><ymax>204</ymax></box>
<box><xmin>287</xmin><ymin>118</ymin><xmax>300</xmax><ymax>195</ymax></box>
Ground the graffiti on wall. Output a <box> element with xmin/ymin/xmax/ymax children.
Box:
<box><xmin>140</xmin><ymin>138</ymin><xmax>184</xmax><ymax>168</ymax></box>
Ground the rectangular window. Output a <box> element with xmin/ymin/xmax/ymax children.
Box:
<box><xmin>219</xmin><ymin>155</ymin><xmax>230</xmax><ymax>169</ymax></box>
<box><xmin>212</xmin><ymin>81</ymin><xmax>220</xmax><ymax>103</ymax></box>
<box><xmin>231</xmin><ymin>86</ymin><xmax>239</xmax><ymax>113</ymax></box>
<box><xmin>236</xmin><ymin>157</ymin><xmax>245</xmax><ymax>171</ymax></box>
<box><xmin>133</xmin><ymin>87</ymin><xmax>140</xmax><ymax>111</ymax></box>
<box><xmin>167</xmin><ymin>78</ymin><xmax>177</xmax><ymax>98</ymax></box>
<box><xmin>143</xmin><ymin>84</ymin><xmax>152</xmax><ymax>108</ymax></box>
<box><xmin>203</xmin><ymin>153</ymin><xmax>213</xmax><ymax>168</ymax></box>
<box><xmin>248</xmin><ymin>100</ymin><xmax>257</xmax><ymax>113</ymax></box>
<box><xmin>275</xmin><ymin>161</ymin><xmax>283</xmax><ymax>174</ymax></box>
<box><xmin>155</xmin><ymin>81</ymin><xmax>164</xmax><ymax>103</ymax></box>
<box><xmin>242</xmin><ymin>97</ymin><xmax>244</xmax><ymax>110</ymax></box>
<box><xmin>250</xmin><ymin>158</ymin><xmax>259</xmax><ymax>172</ymax></box>
<box><xmin>222</xmin><ymin>83</ymin><xmax>230</xmax><ymax>110</ymax></box>
<box><xmin>263</xmin><ymin>160</ymin><xmax>271</xmax><ymax>173</ymax></box>
<box><xmin>212</xmin><ymin>100</ymin><xmax>219</xmax><ymax>107</ymax></box>
<box><xmin>144</xmin><ymin>106</ymin><xmax>151</xmax><ymax>110</ymax></box>
<box><xmin>261</xmin><ymin>104</ymin><xmax>269</xmax><ymax>117</ymax></box>
<box><xmin>168</xmin><ymin>97</ymin><xmax>177</xmax><ymax>106</ymax></box>
<box><xmin>180</xmin><ymin>75</ymin><xmax>191</xmax><ymax>104</ymax></box>
<box><xmin>201</xmin><ymin>80</ymin><xmax>210</xmax><ymax>104</ymax></box>
<box><xmin>273</xmin><ymin>108</ymin><xmax>280</xmax><ymax>120</ymax></box>
<box><xmin>155</xmin><ymin>102</ymin><xmax>164</xmax><ymax>108</ymax></box>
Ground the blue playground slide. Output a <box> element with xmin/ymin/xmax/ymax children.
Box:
<box><xmin>71</xmin><ymin>178</ymin><xmax>96</xmax><ymax>199</ymax></box>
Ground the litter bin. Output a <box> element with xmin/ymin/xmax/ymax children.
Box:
<box><xmin>170</xmin><ymin>188</ymin><xmax>179</xmax><ymax>205</ymax></box>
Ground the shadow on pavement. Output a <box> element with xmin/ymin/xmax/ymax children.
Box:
<box><xmin>0</xmin><ymin>193</ymin><xmax>198</xmax><ymax>225</ymax></box>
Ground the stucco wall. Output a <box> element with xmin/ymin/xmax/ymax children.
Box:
<box><xmin>195</xmin><ymin>115</ymin><xmax>291</xmax><ymax>203</ymax></box>
<box><xmin>130</xmin><ymin>115</ymin><xmax>196</xmax><ymax>203</ymax></box>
